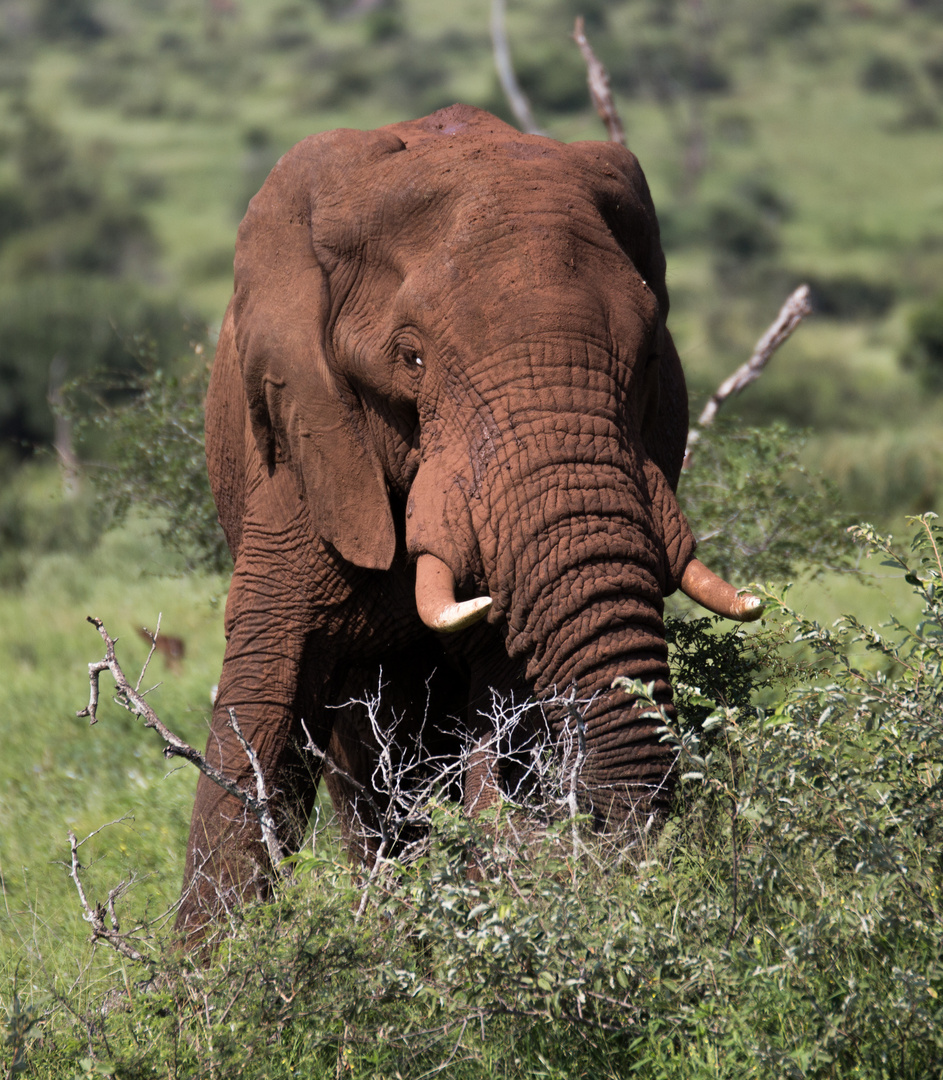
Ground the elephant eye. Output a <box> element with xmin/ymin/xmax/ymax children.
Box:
<box><xmin>394</xmin><ymin>340</ymin><xmax>425</xmax><ymax>374</ymax></box>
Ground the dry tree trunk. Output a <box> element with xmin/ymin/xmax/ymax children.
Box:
<box><xmin>684</xmin><ymin>285</ymin><xmax>813</xmax><ymax>463</ymax></box>
<box><xmin>572</xmin><ymin>17</ymin><xmax>625</xmax><ymax>145</ymax></box>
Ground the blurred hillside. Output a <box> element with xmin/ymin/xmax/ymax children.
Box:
<box><xmin>0</xmin><ymin>0</ymin><xmax>941</xmax><ymax>521</ymax></box>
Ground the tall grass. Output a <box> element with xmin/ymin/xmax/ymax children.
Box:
<box><xmin>0</xmin><ymin>464</ymin><xmax>226</xmax><ymax>984</ymax></box>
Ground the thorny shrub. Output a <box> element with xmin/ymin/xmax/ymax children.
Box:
<box><xmin>16</xmin><ymin>516</ymin><xmax>943</xmax><ymax>1079</ymax></box>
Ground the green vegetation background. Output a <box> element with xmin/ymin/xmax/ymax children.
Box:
<box><xmin>2</xmin><ymin>0</ymin><xmax>943</xmax><ymax>1075</ymax></box>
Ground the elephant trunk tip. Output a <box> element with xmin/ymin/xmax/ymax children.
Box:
<box><xmin>415</xmin><ymin>553</ymin><xmax>493</xmax><ymax>633</ymax></box>
<box><xmin>680</xmin><ymin>558</ymin><xmax>764</xmax><ymax>622</ymax></box>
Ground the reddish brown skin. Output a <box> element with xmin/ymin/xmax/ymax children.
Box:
<box><xmin>178</xmin><ymin>105</ymin><xmax>698</xmax><ymax>944</ymax></box>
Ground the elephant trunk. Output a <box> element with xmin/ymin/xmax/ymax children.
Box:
<box><xmin>495</xmin><ymin>454</ymin><xmax>686</xmax><ymax>827</ymax></box>
<box><xmin>409</xmin><ymin>401</ymin><xmax>700</xmax><ymax>829</ymax></box>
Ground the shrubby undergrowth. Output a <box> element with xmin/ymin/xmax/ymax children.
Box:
<box><xmin>70</xmin><ymin>341</ymin><xmax>231</xmax><ymax>574</ymax></box>
<box><xmin>9</xmin><ymin>516</ymin><xmax>943</xmax><ymax>1078</ymax></box>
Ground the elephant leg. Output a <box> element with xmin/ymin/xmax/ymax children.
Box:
<box><xmin>460</xmin><ymin>635</ymin><xmax>532</xmax><ymax>816</ymax></box>
<box><xmin>175</xmin><ymin>614</ymin><xmax>329</xmax><ymax>944</ymax></box>
<box><xmin>179</xmin><ymin>708</ymin><xmax>323</xmax><ymax>934</ymax></box>
<box><xmin>175</xmin><ymin>473</ymin><xmax>342</xmax><ymax>946</ymax></box>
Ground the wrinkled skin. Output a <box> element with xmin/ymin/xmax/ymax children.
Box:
<box><xmin>178</xmin><ymin>105</ymin><xmax>730</xmax><ymax>943</ymax></box>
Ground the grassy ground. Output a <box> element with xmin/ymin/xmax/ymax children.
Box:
<box><xmin>4</xmin><ymin>501</ymin><xmax>942</xmax><ymax>1078</ymax></box>
<box><xmin>0</xmin><ymin>466</ymin><xmax>227</xmax><ymax>980</ymax></box>
<box><xmin>0</xmin><ymin>463</ymin><xmax>921</xmax><ymax>988</ymax></box>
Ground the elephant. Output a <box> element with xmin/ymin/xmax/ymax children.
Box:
<box><xmin>177</xmin><ymin>103</ymin><xmax>760</xmax><ymax>944</ymax></box>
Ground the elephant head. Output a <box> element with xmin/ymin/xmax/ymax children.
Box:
<box><xmin>180</xmin><ymin>105</ymin><xmax>759</xmax><ymax>942</ymax></box>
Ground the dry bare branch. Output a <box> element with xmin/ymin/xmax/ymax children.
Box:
<box><xmin>572</xmin><ymin>16</ymin><xmax>626</xmax><ymax>145</ymax></box>
<box><xmin>226</xmin><ymin>707</ymin><xmax>286</xmax><ymax>870</ymax></box>
<box><xmin>685</xmin><ymin>284</ymin><xmax>813</xmax><ymax>462</ymax></box>
<box><xmin>490</xmin><ymin>0</ymin><xmax>543</xmax><ymax>135</ymax></box>
<box><xmin>306</xmin><ymin>676</ymin><xmax>608</xmax><ymax>911</ymax></box>
<box><xmin>68</xmin><ymin>824</ymin><xmax>151</xmax><ymax>965</ymax></box>
<box><xmin>562</xmin><ymin>692</ymin><xmax>588</xmax><ymax>863</ymax></box>
<box><xmin>78</xmin><ymin>615</ymin><xmax>288</xmax><ymax>874</ymax></box>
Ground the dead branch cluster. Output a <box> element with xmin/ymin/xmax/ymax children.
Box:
<box><xmin>72</xmin><ymin>616</ymin><xmax>612</xmax><ymax>961</ymax></box>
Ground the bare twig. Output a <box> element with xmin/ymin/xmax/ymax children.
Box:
<box><xmin>685</xmin><ymin>284</ymin><xmax>813</xmax><ymax>462</ymax></box>
<box><xmin>563</xmin><ymin>693</ymin><xmax>588</xmax><ymax>864</ymax></box>
<box><xmin>490</xmin><ymin>0</ymin><xmax>543</xmax><ymax>135</ymax></box>
<box><xmin>226</xmin><ymin>707</ymin><xmax>285</xmax><ymax>870</ymax></box>
<box><xmin>68</xmin><ymin>824</ymin><xmax>151</xmax><ymax>965</ymax></box>
<box><xmin>135</xmin><ymin>611</ymin><xmax>161</xmax><ymax>692</ymax></box>
<box><xmin>306</xmin><ymin>679</ymin><xmax>604</xmax><ymax>917</ymax></box>
<box><xmin>572</xmin><ymin>17</ymin><xmax>626</xmax><ymax>145</ymax></box>
<box><xmin>78</xmin><ymin>615</ymin><xmax>287</xmax><ymax>873</ymax></box>
<box><xmin>301</xmin><ymin>721</ymin><xmax>390</xmax><ymax>854</ymax></box>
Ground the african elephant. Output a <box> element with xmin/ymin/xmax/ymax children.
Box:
<box><xmin>177</xmin><ymin>104</ymin><xmax>760</xmax><ymax>943</ymax></box>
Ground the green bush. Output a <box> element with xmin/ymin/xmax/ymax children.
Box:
<box><xmin>901</xmin><ymin>294</ymin><xmax>943</xmax><ymax>388</ymax></box>
<box><xmin>34</xmin><ymin>0</ymin><xmax>108</xmax><ymax>42</ymax></box>
<box><xmin>804</xmin><ymin>273</ymin><xmax>897</xmax><ymax>320</ymax></box>
<box><xmin>860</xmin><ymin>52</ymin><xmax>915</xmax><ymax>94</ymax></box>
<box><xmin>15</xmin><ymin>516</ymin><xmax>943</xmax><ymax>1079</ymax></box>
<box><xmin>681</xmin><ymin>419</ymin><xmax>852</xmax><ymax>585</ymax></box>
<box><xmin>74</xmin><ymin>342</ymin><xmax>231</xmax><ymax>573</ymax></box>
<box><xmin>0</xmin><ymin>277</ymin><xmax>193</xmax><ymax>454</ymax></box>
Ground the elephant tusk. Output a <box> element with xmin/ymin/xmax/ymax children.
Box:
<box><xmin>415</xmin><ymin>553</ymin><xmax>492</xmax><ymax>633</ymax></box>
<box><xmin>680</xmin><ymin>558</ymin><xmax>764</xmax><ymax>622</ymax></box>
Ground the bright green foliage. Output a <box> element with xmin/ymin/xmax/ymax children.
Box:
<box><xmin>666</xmin><ymin>614</ymin><xmax>774</xmax><ymax>731</ymax></box>
<box><xmin>681</xmin><ymin>419</ymin><xmax>852</xmax><ymax>584</ymax></box>
<box><xmin>14</xmin><ymin>517</ymin><xmax>943</xmax><ymax>1079</ymax></box>
<box><xmin>2</xmin><ymin>991</ymin><xmax>44</xmax><ymax>1077</ymax></box>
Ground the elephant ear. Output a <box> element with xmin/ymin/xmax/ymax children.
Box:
<box><xmin>232</xmin><ymin>130</ymin><xmax>404</xmax><ymax>571</ymax></box>
<box><xmin>570</xmin><ymin>139</ymin><xmax>689</xmax><ymax>489</ymax></box>
<box><xmin>640</xmin><ymin>326</ymin><xmax>688</xmax><ymax>492</ymax></box>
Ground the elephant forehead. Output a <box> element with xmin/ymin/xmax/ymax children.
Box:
<box><xmin>312</xmin><ymin>138</ymin><xmax>651</xmax><ymax>267</ymax></box>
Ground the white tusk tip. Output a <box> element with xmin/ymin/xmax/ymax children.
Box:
<box><xmin>429</xmin><ymin>596</ymin><xmax>492</xmax><ymax>634</ymax></box>
<box><xmin>737</xmin><ymin>594</ymin><xmax>764</xmax><ymax>621</ymax></box>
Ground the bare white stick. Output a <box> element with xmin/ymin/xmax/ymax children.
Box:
<box><xmin>563</xmin><ymin>694</ymin><xmax>588</xmax><ymax>865</ymax></box>
<box><xmin>226</xmin><ymin>707</ymin><xmax>285</xmax><ymax>871</ymax></box>
<box><xmin>68</xmin><ymin>826</ymin><xmax>150</xmax><ymax>964</ymax></box>
<box><xmin>572</xmin><ymin>17</ymin><xmax>626</xmax><ymax>145</ymax></box>
<box><xmin>135</xmin><ymin>611</ymin><xmax>160</xmax><ymax>692</ymax></box>
<box><xmin>686</xmin><ymin>284</ymin><xmax>813</xmax><ymax>460</ymax></box>
<box><xmin>698</xmin><ymin>284</ymin><xmax>812</xmax><ymax>428</ymax></box>
<box><xmin>490</xmin><ymin>0</ymin><xmax>543</xmax><ymax>135</ymax></box>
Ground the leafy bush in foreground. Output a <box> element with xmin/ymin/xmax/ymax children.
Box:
<box><xmin>12</xmin><ymin>516</ymin><xmax>943</xmax><ymax>1079</ymax></box>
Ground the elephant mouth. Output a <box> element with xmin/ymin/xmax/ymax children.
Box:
<box><xmin>414</xmin><ymin>551</ymin><xmax>763</xmax><ymax>635</ymax></box>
